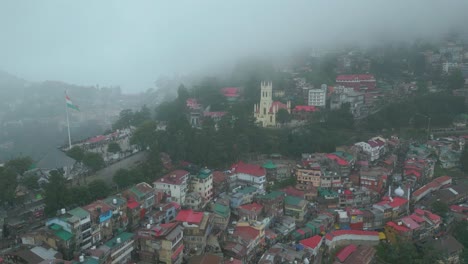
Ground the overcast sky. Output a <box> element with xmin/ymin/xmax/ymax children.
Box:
<box><xmin>1</xmin><ymin>1</ymin><xmax>468</xmax><ymax>93</ymax></box>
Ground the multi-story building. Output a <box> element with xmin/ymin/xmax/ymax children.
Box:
<box><xmin>229</xmin><ymin>186</ymin><xmax>264</xmax><ymax>208</ymax></box>
<box><xmin>296</xmin><ymin>164</ymin><xmax>322</xmax><ymax>187</ymax></box>
<box><xmin>326</xmin><ymin>153</ymin><xmax>352</xmax><ymax>178</ymax></box>
<box><xmin>45</xmin><ymin>207</ymin><xmax>93</xmax><ymax>254</ymax></box>
<box><xmin>103</xmin><ymin>195</ymin><xmax>129</xmax><ymax>232</ymax></box>
<box><xmin>237</xmin><ymin>202</ymin><xmax>263</xmax><ymax>222</ymax></box>
<box><xmin>320</xmin><ymin>170</ymin><xmax>342</xmax><ymax>188</ymax></box>
<box><xmin>359</xmin><ymin>166</ymin><xmax>389</xmax><ymax>194</ymax></box>
<box><xmin>284</xmin><ymin>196</ymin><xmax>308</xmax><ymax>223</ymax></box>
<box><xmin>83</xmin><ymin>200</ymin><xmax>114</xmax><ymax>243</ymax></box>
<box><xmin>212</xmin><ymin>202</ymin><xmax>230</xmax><ymax>231</ymax></box>
<box><xmin>256</xmin><ymin>191</ymin><xmax>285</xmax><ymax>219</ymax></box>
<box><xmin>373</xmin><ymin>196</ymin><xmax>408</xmax><ymax>221</ymax></box>
<box><xmin>212</xmin><ymin>171</ymin><xmax>229</xmax><ymax>197</ymax></box>
<box><xmin>146</xmin><ymin>202</ymin><xmax>180</xmax><ymax>226</ymax></box>
<box><xmin>102</xmin><ymin>232</ymin><xmax>135</xmax><ymax>264</ymax></box>
<box><xmin>137</xmin><ymin>222</ymin><xmax>184</xmax><ymax>264</ymax></box>
<box><xmin>335</xmin><ymin>74</ymin><xmax>376</xmax><ymax>92</ymax></box>
<box><xmin>184</xmin><ymin>192</ymin><xmax>203</xmax><ymax>210</ymax></box>
<box><xmin>230</xmin><ymin>161</ymin><xmax>267</xmax><ymax>191</ymax></box>
<box><xmin>338</xmin><ymin>188</ymin><xmax>372</xmax><ymax>208</ymax></box>
<box><xmin>190</xmin><ymin>168</ymin><xmax>213</xmax><ymax>202</ymax></box>
<box><xmin>355</xmin><ymin>138</ymin><xmax>385</xmax><ymax>163</ymax></box>
<box><xmin>124</xmin><ymin>182</ymin><xmax>155</xmax><ymax>210</ymax></box>
<box><xmin>308</xmin><ymin>84</ymin><xmax>327</xmax><ymax>107</ymax></box>
<box><xmin>154</xmin><ymin>170</ymin><xmax>189</xmax><ymax>204</ymax></box>
<box><xmin>175</xmin><ymin>210</ymin><xmax>213</xmax><ymax>255</ymax></box>
<box><xmin>300</xmin><ymin>235</ymin><xmax>323</xmax><ymax>257</ymax></box>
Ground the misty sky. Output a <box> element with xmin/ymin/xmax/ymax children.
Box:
<box><xmin>1</xmin><ymin>1</ymin><xmax>468</xmax><ymax>93</ymax></box>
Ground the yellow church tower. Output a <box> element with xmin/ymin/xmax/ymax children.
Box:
<box><xmin>254</xmin><ymin>81</ymin><xmax>290</xmax><ymax>127</ymax></box>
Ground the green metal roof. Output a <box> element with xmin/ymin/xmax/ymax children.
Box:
<box><xmin>197</xmin><ymin>168</ymin><xmax>212</xmax><ymax>179</ymax></box>
<box><xmin>130</xmin><ymin>186</ymin><xmax>145</xmax><ymax>199</ymax></box>
<box><xmin>68</xmin><ymin>207</ymin><xmax>90</xmax><ymax>219</ymax></box>
<box><xmin>258</xmin><ymin>191</ymin><xmax>285</xmax><ymax>200</ymax></box>
<box><xmin>72</xmin><ymin>258</ymin><xmax>100</xmax><ymax>264</ymax></box>
<box><xmin>49</xmin><ymin>224</ymin><xmax>62</xmax><ymax>231</ymax></box>
<box><xmin>55</xmin><ymin>230</ymin><xmax>73</xmax><ymax>241</ymax></box>
<box><xmin>237</xmin><ymin>186</ymin><xmax>258</xmax><ymax>194</ymax></box>
<box><xmin>285</xmin><ymin>196</ymin><xmax>304</xmax><ymax>206</ymax></box>
<box><xmin>262</xmin><ymin>160</ymin><xmax>277</xmax><ymax>169</ymax></box>
<box><xmin>332</xmin><ymin>151</ymin><xmax>353</xmax><ymax>162</ymax></box>
<box><xmin>104</xmin><ymin>232</ymin><xmax>134</xmax><ymax>249</ymax></box>
<box><xmin>214</xmin><ymin>203</ymin><xmax>230</xmax><ymax>218</ymax></box>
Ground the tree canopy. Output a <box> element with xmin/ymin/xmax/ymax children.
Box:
<box><xmin>67</xmin><ymin>146</ymin><xmax>85</xmax><ymax>162</ymax></box>
<box><xmin>107</xmin><ymin>142</ymin><xmax>121</xmax><ymax>154</ymax></box>
<box><xmin>5</xmin><ymin>157</ymin><xmax>33</xmax><ymax>175</ymax></box>
<box><xmin>82</xmin><ymin>152</ymin><xmax>105</xmax><ymax>171</ymax></box>
<box><xmin>0</xmin><ymin>167</ymin><xmax>18</xmax><ymax>204</ymax></box>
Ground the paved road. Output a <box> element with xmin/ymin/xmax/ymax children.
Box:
<box><xmin>75</xmin><ymin>151</ymin><xmax>148</xmax><ymax>186</ymax></box>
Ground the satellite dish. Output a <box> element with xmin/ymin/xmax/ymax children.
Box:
<box><xmin>394</xmin><ymin>186</ymin><xmax>404</xmax><ymax>197</ymax></box>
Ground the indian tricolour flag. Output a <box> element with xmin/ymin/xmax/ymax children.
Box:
<box><xmin>66</xmin><ymin>95</ymin><xmax>80</xmax><ymax>111</ymax></box>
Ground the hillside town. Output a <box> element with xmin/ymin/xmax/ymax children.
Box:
<box><xmin>1</xmin><ymin>38</ymin><xmax>468</xmax><ymax>264</ymax></box>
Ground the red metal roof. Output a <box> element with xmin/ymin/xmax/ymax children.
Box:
<box><xmin>233</xmin><ymin>226</ymin><xmax>261</xmax><ymax>241</ymax></box>
<box><xmin>127</xmin><ymin>200</ymin><xmax>140</xmax><ymax>209</ymax></box>
<box><xmin>239</xmin><ymin>202</ymin><xmax>263</xmax><ymax>212</ymax></box>
<box><xmin>336</xmin><ymin>74</ymin><xmax>375</xmax><ymax>81</ymax></box>
<box><xmin>401</xmin><ymin>216</ymin><xmax>420</xmax><ymax>230</ymax></box>
<box><xmin>175</xmin><ymin>209</ymin><xmax>204</xmax><ymax>224</ymax></box>
<box><xmin>293</xmin><ymin>105</ymin><xmax>318</xmax><ymax>112</ymax></box>
<box><xmin>231</xmin><ymin>161</ymin><xmax>266</xmax><ymax>177</ymax></box>
<box><xmin>404</xmin><ymin>169</ymin><xmax>422</xmax><ymax>178</ymax></box>
<box><xmin>388</xmin><ymin>197</ymin><xmax>408</xmax><ymax>208</ymax></box>
<box><xmin>269</xmin><ymin>101</ymin><xmax>288</xmax><ymax>113</ymax></box>
<box><xmin>300</xmin><ymin>235</ymin><xmax>322</xmax><ymax>249</ymax></box>
<box><xmin>386</xmin><ymin>221</ymin><xmax>410</xmax><ymax>233</ymax></box>
<box><xmin>450</xmin><ymin>205</ymin><xmax>468</xmax><ymax>213</ymax></box>
<box><xmin>221</xmin><ymin>87</ymin><xmax>240</xmax><ymax>97</ymax></box>
<box><xmin>86</xmin><ymin>135</ymin><xmax>107</xmax><ymax>144</ymax></box>
<box><xmin>336</xmin><ymin>244</ymin><xmax>357</xmax><ymax>262</ymax></box>
<box><xmin>326</xmin><ymin>153</ymin><xmax>349</xmax><ymax>166</ymax></box>
<box><xmin>409</xmin><ymin>214</ymin><xmax>425</xmax><ymax>223</ymax></box>
<box><xmin>155</xmin><ymin>170</ymin><xmax>189</xmax><ymax>185</ymax></box>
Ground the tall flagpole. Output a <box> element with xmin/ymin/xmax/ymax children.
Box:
<box><xmin>66</xmin><ymin>92</ymin><xmax>72</xmax><ymax>149</ymax></box>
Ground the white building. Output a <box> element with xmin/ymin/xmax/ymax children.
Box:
<box><xmin>230</xmin><ymin>161</ymin><xmax>267</xmax><ymax>191</ymax></box>
<box><xmin>190</xmin><ymin>168</ymin><xmax>213</xmax><ymax>202</ymax></box>
<box><xmin>154</xmin><ymin>170</ymin><xmax>189</xmax><ymax>204</ymax></box>
<box><xmin>308</xmin><ymin>84</ymin><xmax>327</xmax><ymax>107</ymax></box>
<box><xmin>325</xmin><ymin>230</ymin><xmax>380</xmax><ymax>249</ymax></box>
<box><xmin>355</xmin><ymin>137</ymin><xmax>386</xmax><ymax>162</ymax></box>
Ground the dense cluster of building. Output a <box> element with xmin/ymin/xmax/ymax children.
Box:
<box><xmin>3</xmin><ymin>128</ymin><xmax>467</xmax><ymax>264</ymax></box>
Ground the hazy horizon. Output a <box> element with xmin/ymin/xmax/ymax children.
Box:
<box><xmin>1</xmin><ymin>0</ymin><xmax>468</xmax><ymax>93</ymax></box>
